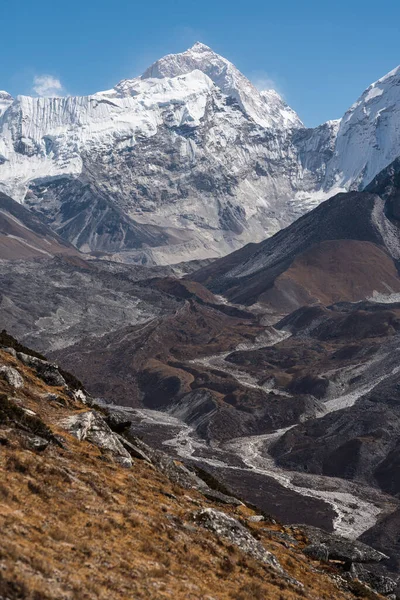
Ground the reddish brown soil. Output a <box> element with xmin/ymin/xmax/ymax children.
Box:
<box><xmin>259</xmin><ymin>240</ymin><xmax>400</xmax><ymax>311</ymax></box>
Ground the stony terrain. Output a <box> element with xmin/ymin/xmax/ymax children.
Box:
<box><xmin>3</xmin><ymin>156</ymin><xmax>400</xmax><ymax>596</ymax></box>
<box><xmin>1</xmin><ymin>333</ymin><xmax>389</xmax><ymax>600</ymax></box>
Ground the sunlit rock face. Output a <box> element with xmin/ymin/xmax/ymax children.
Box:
<box><xmin>1</xmin><ymin>44</ymin><xmax>400</xmax><ymax>264</ymax></box>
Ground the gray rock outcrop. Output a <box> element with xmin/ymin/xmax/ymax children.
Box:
<box><xmin>61</xmin><ymin>411</ymin><xmax>133</xmax><ymax>468</ymax></box>
<box><xmin>0</xmin><ymin>365</ymin><xmax>24</xmax><ymax>389</ymax></box>
<box><xmin>192</xmin><ymin>507</ymin><xmax>298</xmax><ymax>584</ymax></box>
<box><xmin>17</xmin><ymin>353</ymin><xmax>66</xmax><ymax>387</ymax></box>
<box><xmin>300</xmin><ymin>525</ymin><xmax>388</xmax><ymax>565</ymax></box>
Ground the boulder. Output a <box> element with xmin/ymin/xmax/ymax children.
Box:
<box><xmin>24</xmin><ymin>434</ymin><xmax>50</xmax><ymax>452</ymax></box>
<box><xmin>300</xmin><ymin>525</ymin><xmax>388</xmax><ymax>565</ymax></box>
<box><xmin>17</xmin><ymin>352</ymin><xmax>66</xmax><ymax>387</ymax></box>
<box><xmin>193</xmin><ymin>508</ymin><xmax>282</xmax><ymax>571</ymax></box>
<box><xmin>0</xmin><ymin>347</ymin><xmax>17</xmax><ymax>359</ymax></box>
<box><xmin>0</xmin><ymin>365</ymin><xmax>24</xmax><ymax>389</ymax></box>
<box><xmin>73</xmin><ymin>389</ymin><xmax>88</xmax><ymax>404</ymax></box>
<box><xmin>105</xmin><ymin>410</ymin><xmax>133</xmax><ymax>433</ymax></box>
<box><xmin>303</xmin><ymin>543</ymin><xmax>329</xmax><ymax>562</ymax></box>
<box><xmin>61</xmin><ymin>411</ymin><xmax>132</xmax><ymax>468</ymax></box>
<box><xmin>116</xmin><ymin>434</ymin><xmax>152</xmax><ymax>462</ymax></box>
<box><xmin>350</xmin><ymin>564</ymin><xmax>398</xmax><ymax>597</ymax></box>
<box><xmin>248</xmin><ymin>515</ymin><xmax>266</xmax><ymax>523</ymax></box>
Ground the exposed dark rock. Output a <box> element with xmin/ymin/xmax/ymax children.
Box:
<box><xmin>115</xmin><ymin>434</ymin><xmax>152</xmax><ymax>463</ymax></box>
<box><xmin>299</xmin><ymin>526</ymin><xmax>388</xmax><ymax>566</ymax></box>
<box><xmin>125</xmin><ymin>434</ymin><xmax>206</xmax><ymax>489</ymax></box>
<box><xmin>0</xmin><ymin>192</ymin><xmax>79</xmax><ymax>260</ymax></box>
<box><xmin>23</xmin><ymin>434</ymin><xmax>50</xmax><ymax>452</ymax></box>
<box><xmin>202</xmin><ymin>488</ymin><xmax>243</xmax><ymax>506</ymax></box>
<box><xmin>267</xmin><ymin>530</ymin><xmax>299</xmax><ymax>546</ymax></box>
<box><xmin>104</xmin><ymin>410</ymin><xmax>133</xmax><ymax>433</ymax></box>
<box><xmin>192</xmin><ymin>191</ymin><xmax>400</xmax><ymax>308</ymax></box>
<box><xmin>17</xmin><ymin>353</ymin><xmax>66</xmax><ymax>387</ymax></box>
<box><xmin>26</xmin><ymin>177</ymin><xmax>170</xmax><ymax>254</ymax></box>
<box><xmin>303</xmin><ymin>543</ymin><xmax>329</xmax><ymax>562</ymax></box>
<box><xmin>366</xmin><ymin>156</ymin><xmax>400</xmax><ymax>222</ymax></box>
<box><xmin>350</xmin><ymin>564</ymin><xmax>398</xmax><ymax>597</ymax></box>
<box><xmin>360</xmin><ymin>509</ymin><xmax>400</xmax><ymax>574</ymax></box>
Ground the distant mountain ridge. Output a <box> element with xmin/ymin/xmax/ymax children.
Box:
<box><xmin>0</xmin><ymin>44</ymin><xmax>400</xmax><ymax>263</ymax></box>
<box><xmin>192</xmin><ymin>159</ymin><xmax>400</xmax><ymax>309</ymax></box>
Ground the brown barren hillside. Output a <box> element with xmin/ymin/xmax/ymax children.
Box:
<box><xmin>0</xmin><ymin>340</ymin><xmax>385</xmax><ymax>600</ymax></box>
<box><xmin>191</xmin><ymin>188</ymin><xmax>400</xmax><ymax>308</ymax></box>
<box><xmin>259</xmin><ymin>240</ymin><xmax>400</xmax><ymax>311</ymax></box>
<box><xmin>0</xmin><ymin>193</ymin><xmax>80</xmax><ymax>260</ymax></box>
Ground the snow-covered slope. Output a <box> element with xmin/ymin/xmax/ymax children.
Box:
<box><xmin>0</xmin><ymin>69</ymin><xmax>216</xmax><ymax>200</ymax></box>
<box><xmin>0</xmin><ymin>43</ymin><xmax>328</xmax><ymax>262</ymax></box>
<box><xmin>0</xmin><ymin>92</ymin><xmax>13</xmax><ymax>118</ymax></box>
<box><xmin>140</xmin><ymin>42</ymin><xmax>303</xmax><ymax>129</ymax></box>
<box><xmin>0</xmin><ymin>44</ymin><xmax>399</xmax><ymax>264</ymax></box>
<box><xmin>324</xmin><ymin>66</ymin><xmax>400</xmax><ymax>191</ymax></box>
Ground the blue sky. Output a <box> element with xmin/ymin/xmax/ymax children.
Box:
<box><xmin>1</xmin><ymin>0</ymin><xmax>399</xmax><ymax>127</ymax></box>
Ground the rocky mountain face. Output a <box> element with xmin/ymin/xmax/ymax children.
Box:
<box><xmin>1</xmin><ymin>44</ymin><xmax>400</xmax><ymax>264</ymax></box>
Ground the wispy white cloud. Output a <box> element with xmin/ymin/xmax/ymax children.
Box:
<box><xmin>250</xmin><ymin>71</ymin><xmax>285</xmax><ymax>97</ymax></box>
<box><xmin>32</xmin><ymin>75</ymin><xmax>65</xmax><ymax>97</ymax></box>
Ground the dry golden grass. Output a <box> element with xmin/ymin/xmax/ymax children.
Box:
<box><xmin>0</xmin><ymin>349</ymin><xmax>379</xmax><ymax>599</ymax></box>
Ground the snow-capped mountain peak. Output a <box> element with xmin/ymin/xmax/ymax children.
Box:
<box><xmin>141</xmin><ymin>42</ymin><xmax>303</xmax><ymax>129</ymax></box>
<box><xmin>377</xmin><ymin>64</ymin><xmax>400</xmax><ymax>85</ymax></box>
<box><xmin>1</xmin><ymin>45</ymin><xmax>400</xmax><ymax>266</ymax></box>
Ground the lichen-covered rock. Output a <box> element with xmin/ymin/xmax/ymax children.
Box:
<box><xmin>61</xmin><ymin>411</ymin><xmax>132</xmax><ymax>468</ymax></box>
<box><xmin>350</xmin><ymin>564</ymin><xmax>398</xmax><ymax>596</ymax></box>
<box><xmin>116</xmin><ymin>434</ymin><xmax>152</xmax><ymax>462</ymax></box>
<box><xmin>248</xmin><ymin>515</ymin><xmax>266</xmax><ymax>523</ymax></box>
<box><xmin>193</xmin><ymin>508</ymin><xmax>282</xmax><ymax>572</ymax></box>
<box><xmin>17</xmin><ymin>352</ymin><xmax>66</xmax><ymax>387</ymax></box>
<box><xmin>0</xmin><ymin>347</ymin><xmax>17</xmax><ymax>359</ymax></box>
<box><xmin>300</xmin><ymin>526</ymin><xmax>388</xmax><ymax>565</ymax></box>
<box><xmin>73</xmin><ymin>389</ymin><xmax>88</xmax><ymax>405</ymax></box>
<box><xmin>0</xmin><ymin>365</ymin><xmax>24</xmax><ymax>389</ymax></box>
<box><xmin>23</xmin><ymin>435</ymin><xmax>50</xmax><ymax>452</ymax></box>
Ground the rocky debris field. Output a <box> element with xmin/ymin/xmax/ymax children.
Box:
<box><xmin>0</xmin><ymin>332</ymin><xmax>395</xmax><ymax>599</ymax></box>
